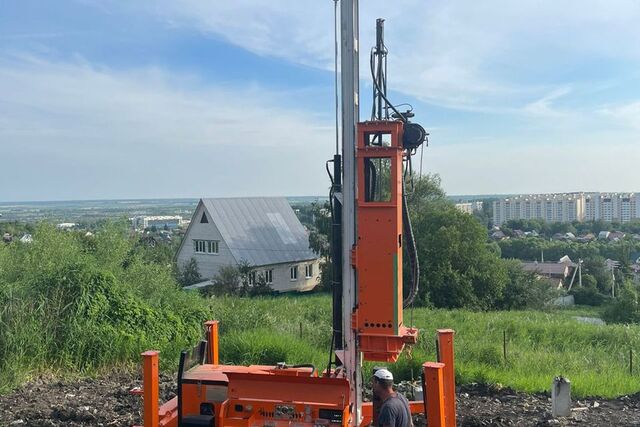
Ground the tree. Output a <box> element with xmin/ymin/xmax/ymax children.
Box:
<box><xmin>307</xmin><ymin>201</ymin><xmax>332</xmax><ymax>292</ymax></box>
<box><xmin>218</xmin><ymin>265</ymin><xmax>243</xmax><ymax>295</ymax></box>
<box><xmin>178</xmin><ymin>257</ymin><xmax>201</xmax><ymax>286</ymax></box>
<box><xmin>408</xmin><ymin>175</ymin><xmax>509</xmax><ymax>309</ymax></box>
<box><xmin>602</xmin><ymin>281</ymin><xmax>640</xmax><ymax>324</ymax></box>
<box><xmin>497</xmin><ymin>259</ymin><xmax>560</xmax><ymax>310</ymax></box>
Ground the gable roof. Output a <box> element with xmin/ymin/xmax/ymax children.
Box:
<box><xmin>199</xmin><ymin>197</ymin><xmax>317</xmax><ymax>266</ymax></box>
<box><xmin>521</xmin><ymin>261</ymin><xmax>569</xmax><ymax>277</ymax></box>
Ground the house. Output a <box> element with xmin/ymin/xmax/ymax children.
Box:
<box><xmin>176</xmin><ymin>197</ymin><xmax>320</xmax><ymax>293</ymax></box>
<box><xmin>608</xmin><ymin>231</ymin><xmax>625</xmax><ymax>241</ymax></box>
<box><xmin>577</xmin><ymin>233</ymin><xmax>595</xmax><ymax>243</ymax></box>
<box><xmin>56</xmin><ymin>223</ymin><xmax>77</xmax><ymax>230</ymax></box>
<box><xmin>598</xmin><ymin>231</ymin><xmax>610</xmax><ymax>240</ymax></box>
<box><xmin>132</xmin><ymin>215</ymin><xmax>184</xmax><ymax>231</ymax></box>
<box><xmin>19</xmin><ymin>234</ymin><xmax>33</xmax><ymax>244</ymax></box>
<box><xmin>491</xmin><ymin>230</ymin><xmax>506</xmax><ymax>240</ymax></box>
<box><xmin>521</xmin><ymin>261</ymin><xmax>573</xmax><ymax>288</ymax></box>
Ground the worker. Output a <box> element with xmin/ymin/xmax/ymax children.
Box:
<box><xmin>373</xmin><ymin>368</ymin><xmax>412</xmax><ymax>427</ymax></box>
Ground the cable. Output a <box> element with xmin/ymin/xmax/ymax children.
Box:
<box><xmin>333</xmin><ymin>0</ymin><xmax>340</xmax><ymax>155</ymax></box>
<box><xmin>402</xmin><ymin>166</ymin><xmax>420</xmax><ymax>308</ymax></box>
<box><xmin>369</xmin><ymin>47</ymin><xmax>407</xmax><ymax>123</ymax></box>
<box><xmin>326</xmin><ymin>159</ymin><xmax>335</xmax><ymax>186</ymax></box>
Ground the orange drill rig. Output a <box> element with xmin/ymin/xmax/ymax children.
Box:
<box><xmin>135</xmin><ymin>2</ymin><xmax>456</xmax><ymax>427</ymax></box>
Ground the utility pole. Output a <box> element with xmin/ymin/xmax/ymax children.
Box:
<box><xmin>340</xmin><ymin>0</ymin><xmax>362</xmax><ymax>425</ymax></box>
<box><xmin>578</xmin><ymin>258</ymin><xmax>582</xmax><ymax>288</ymax></box>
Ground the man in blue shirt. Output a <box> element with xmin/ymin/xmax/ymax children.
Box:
<box><xmin>373</xmin><ymin>368</ymin><xmax>412</xmax><ymax>427</ymax></box>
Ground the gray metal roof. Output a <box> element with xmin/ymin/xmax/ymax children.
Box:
<box><xmin>201</xmin><ymin>197</ymin><xmax>317</xmax><ymax>267</ymax></box>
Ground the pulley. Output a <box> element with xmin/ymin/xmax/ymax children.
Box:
<box><xmin>402</xmin><ymin>122</ymin><xmax>427</xmax><ymax>150</ymax></box>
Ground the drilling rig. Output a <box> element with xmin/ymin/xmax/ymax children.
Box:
<box><xmin>135</xmin><ymin>2</ymin><xmax>456</xmax><ymax>426</ymax></box>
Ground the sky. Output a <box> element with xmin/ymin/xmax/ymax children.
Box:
<box><xmin>1</xmin><ymin>1</ymin><xmax>639</xmax><ymax>202</ymax></box>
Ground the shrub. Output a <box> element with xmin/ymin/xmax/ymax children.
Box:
<box><xmin>0</xmin><ymin>222</ymin><xmax>211</xmax><ymax>391</ymax></box>
<box><xmin>571</xmin><ymin>286</ymin><xmax>609</xmax><ymax>306</ymax></box>
<box><xmin>602</xmin><ymin>283</ymin><xmax>640</xmax><ymax>324</ymax></box>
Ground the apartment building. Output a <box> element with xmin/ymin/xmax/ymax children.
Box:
<box><xmin>493</xmin><ymin>193</ymin><xmax>585</xmax><ymax>225</ymax></box>
<box><xmin>494</xmin><ymin>192</ymin><xmax>639</xmax><ymax>225</ymax></box>
<box><xmin>584</xmin><ymin>193</ymin><xmax>636</xmax><ymax>223</ymax></box>
<box><xmin>454</xmin><ymin>201</ymin><xmax>483</xmax><ymax>214</ymax></box>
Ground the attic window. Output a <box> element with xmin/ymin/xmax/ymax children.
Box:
<box><xmin>200</xmin><ymin>212</ymin><xmax>209</xmax><ymax>223</ymax></box>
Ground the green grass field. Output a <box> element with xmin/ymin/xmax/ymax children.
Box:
<box><xmin>209</xmin><ymin>295</ymin><xmax>640</xmax><ymax>398</ymax></box>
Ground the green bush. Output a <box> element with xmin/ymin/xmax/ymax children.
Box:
<box><xmin>0</xmin><ymin>223</ymin><xmax>211</xmax><ymax>392</ymax></box>
<box><xmin>571</xmin><ymin>286</ymin><xmax>609</xmax><ymax>306</ymax></box>
<box><xmin>602</xmin><ymin>283</ymin><xmax>640</xmax><ymax>324</ymax></box>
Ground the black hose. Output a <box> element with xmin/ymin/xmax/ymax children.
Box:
<box><xmin>402</xmin><ymin>174</ymin><xmax>419</xmax><ymax>308</ymax></box>
<box><xmin>292</xmin><ymin>364</ymin><xmax>317</xmax><ymax>376</ymax></box>
<box><xmin>370</xmin><ymin>48</ymin><xmax>407</xmax><ymax>123</ymax></box>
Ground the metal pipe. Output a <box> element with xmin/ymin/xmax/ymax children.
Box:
<box><xmin>332</xmin><ymin>154</ymin><xmax>343</xmax><ymax>350</ymax></box>
<box><xmin>423</xmin><ymin>362</ymin><xmax>446</xmax><ymax>427</ymax></box>
<box><xmin>141</xmin><ymin>351</ymin><xmax>160</xmax><ymax>427</ymax></box>
<box><xmin>204</xmin><ymin>320</ymin><xmax>219</xmax><ymax>365</ymax></box>
<box><xmin>340</xmin><ymin>0</ymin><xmax>361</xmax><ymax>423</ymax></box>
<box><xmin>437</xmin><ymin>329</ymin><xmax>457</xmax><ymax>426</ymax></box>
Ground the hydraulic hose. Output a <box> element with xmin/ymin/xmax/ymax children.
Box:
<box><xmin>402</xmin><ymin>175</ymin><xmax>419</xmax><ymax>308</ymax></box>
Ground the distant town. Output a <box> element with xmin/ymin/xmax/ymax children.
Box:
<box><xmin>490</xmin><ymin>193</ymin><xmax>640</xmax><ymax>225</ymax></box>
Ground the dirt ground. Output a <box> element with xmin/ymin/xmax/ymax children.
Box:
<box><xmin>2</xmin><ymin>372</ymin><xmax>640</xmax><ymax>426</ymax></box>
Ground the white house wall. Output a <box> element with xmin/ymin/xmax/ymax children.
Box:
<box><xmin>262</xmin><ymin>259</ymin><xmax>320</xmax><ymax>292</ymax></box>
<box><xmin>176</xmin><ymin>202</ymin><xmax>237</xmax><ymax>280</ymax></box>
<box><xmin>177</xmin><ymin>201</ymin><xmax>320</xmax><ymax>293</ymax></box>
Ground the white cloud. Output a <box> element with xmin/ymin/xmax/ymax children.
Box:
<box><xmin>522</xmin><ymin>87</ymin><xmax>573</xmax><ymax>118</ymax></box>
<box><xmin>0</xmin><ymin>55</ymin><xmax>335</xmax><ymax>200</ymax></box>
<box><xmin>0</xmin><ymin>54</ymin><xmax>331</xmax><ymax>149</ymax></box>
<box><xmin>599</xmin><ymin>101</ymin><xmax>640</xmax><ymax>130</ymax></box>
<box><xmin>134</xmin><ymin>0</ymin><xmax>640</xmax><ymax>112</ymax></box>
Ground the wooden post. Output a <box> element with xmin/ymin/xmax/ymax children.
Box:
<box><xmin>141</xmin><ymin>350</ymin><xmax>159</xmax><ymax>427</ymax></box>
<box><xmin>204</xmin><ymin>320</ymin><xmax>219</xmax><ymax>365</ymax></box>
<box><xmin>437</xmin><ymin>329</ymin><xmax>456</xmax><ymax>427</ymax></box>
<box><xmin>423</xmin><ymin>362</ymin><xmax>446</xmax><ymax>427</ymax></box>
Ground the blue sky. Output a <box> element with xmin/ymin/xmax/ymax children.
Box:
<box><xmin>1</xmin><ymin>1</ymin><xmax>639</xmax><ymax>201</ymax></box>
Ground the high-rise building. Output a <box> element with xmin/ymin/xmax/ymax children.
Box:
<box><xmin>493</xmin><ymin>192</ymin><xmax>638</xmax><ymax>225</ymax></box>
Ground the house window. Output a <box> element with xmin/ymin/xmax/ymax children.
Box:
<box><xmin>200</xmin><ymin>212</ymin><xmax>209</xmax><ymax>223</ymax></box>
<box><xmin>305</xmin><ymin>264</ymin><xmax>313</xmax><ymax>278</ymax></box>
<box><xmin>265</xmin><ymin>269</ymin><xmax>273</xmax><ymax>284</ymax></box>
<box><xmin>290</xmin><ymin>266</ymin><xmax>298</xmax><ymax>281</ymax></box>
<box><xmin>248</xmin><ymin>271</ymin><xmax>256</xmax><ymax>285</ymax></box>
<box><xmin>194</xmin><ymin>239</ymin><xmax>218</xmax><ymax>254</ymax></box>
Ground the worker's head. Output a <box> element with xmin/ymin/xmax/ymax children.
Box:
<box><xmin>373</xmin><ymin>368</ymin><xmax>394</xmax><ymax>394</ymax></box>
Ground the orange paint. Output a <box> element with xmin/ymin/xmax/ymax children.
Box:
<box><xmin>437</xmin><ymin>329</ymin><xmax>456</xmax><ymax>426</ymax></box>
<box><xmin>423</xmin><ymin>362</ymin><xmax>446</xmax><ymax>427</ymax></box>
<box><xmin>355</xmin><ymin>121</ymin><xmax>418</xmax><ymax>361</ymax></box>
<box><xmin>204</xmin><ymin>320</ymin><xmax>219</xmax><ymax>365</ymax></box>
<box><xmin>141</xmin><ymin>351</ymin><xmax>159</xmax><ymax>427</ymax></box>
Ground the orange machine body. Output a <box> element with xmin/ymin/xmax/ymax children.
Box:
<box><xmin>137</xmin><ymin>326</ymin><xmax>456</xmax><ymax>427</ymax></box>
<box><xmin>178</xmin><ymin>363</ymin><xmax>350</xmax><ymax>427</ymax></box>
<box><xmin>355</xmin><ymin>120</ymin><xmax>417</xmax><ymax>362</ymax></box>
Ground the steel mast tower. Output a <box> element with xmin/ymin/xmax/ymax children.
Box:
<box><xmin>339</xmin><ymin>0</ymin><xmax>361</xmax><ymax>425</ymax></box>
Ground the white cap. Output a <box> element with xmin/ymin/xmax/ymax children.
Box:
<box><xmin>373</xmin><ymin>368</ymin><xmax>393</xmax><ymax>381</ymax></box>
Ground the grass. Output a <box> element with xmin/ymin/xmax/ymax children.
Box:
<box><xmin>208</xmin><ymin>295</ymin><xmax>640</xmax><ymax>398</ymax></box>
<box><xmin>2</xmin><ymin>224</ymin><xmax>638</xmax><ymax>398</ymax></box>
